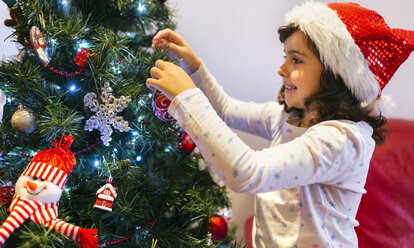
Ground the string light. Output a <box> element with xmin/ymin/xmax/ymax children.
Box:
<box><xmin>61</xmin><ymin>0</ymin><xmax>68</xmax><ymax>5</ymax></box>
<box><xmin>136</xmin><ymin>155</ymin><xmax>142</xmax><ymax>162</ymax></box>
<box><xmin>77</xmin><ymin>40</ymin><xmax>90</xmax><ymax>52</ymax></box>
<box><xmin>68</xmin><ymin>84</ymin><xmax>77</xmax><ymax>92</ymax></box>
<box><xmin>137</xmin><ymin>0</ymin><xmax>146</xmax><ymax>13</ymax></box>
<box><xmin>94</xmin><ymin>160</ymin><xmax>100</xmax><ymax>167</ymax></box>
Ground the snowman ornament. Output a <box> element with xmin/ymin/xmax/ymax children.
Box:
<box><xmin>0</xmin><ymin>135</ymin><xmax>98</xmax><ymax>247</ymax></box>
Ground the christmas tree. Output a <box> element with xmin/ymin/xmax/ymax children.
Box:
<box><xmin>0</xmin><ymin>0</ymin><xmax>238</xmax><ymax>247</ymax></box>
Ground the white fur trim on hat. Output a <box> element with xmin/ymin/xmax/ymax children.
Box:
<box><xmin>362</xmin><ymin>94</ymin><xmax>395</xmax><ymax>116</ymax></box>
<box><xmin>284</xmin><ymin>1</ymin><xmax>381</xmax><ymax>103</ymax></box>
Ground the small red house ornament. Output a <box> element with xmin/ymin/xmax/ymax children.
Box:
<box><xmin>94</xmin><ymin>176</ymin><xmax>117</xmax><ymax>212</ymax></box>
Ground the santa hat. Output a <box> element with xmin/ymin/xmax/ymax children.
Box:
<box><xmin>21</xmin><ymin>135</ymin><xmax>76</xmax><ymax>189</ymax></box>
<box><xmin>284</xmin><ymin>2</ymin><xmax>414</xmax><ymax>115</ymax></box>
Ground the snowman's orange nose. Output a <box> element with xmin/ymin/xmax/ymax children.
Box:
<box><xmin>27</xmin><ymin>180</ymin><xmax>38</xmax><ymax>191</ymax></box>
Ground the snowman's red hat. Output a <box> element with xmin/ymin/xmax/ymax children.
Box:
<box><xmin>21</xmin><ymin>135</ymin><xmax>76</xmax><ymax>189</ymax></box>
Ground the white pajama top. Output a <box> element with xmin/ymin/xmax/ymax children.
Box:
<box><xmin>168</xmin><ymin>63</ymin><xmax>375</xmax><ymax>248</ymax></box>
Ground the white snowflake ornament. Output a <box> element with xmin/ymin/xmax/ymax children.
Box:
<box><xmin>84</xmin><ymin>83</ymin><xmax>131</xmax><ymax>146</ymax></box>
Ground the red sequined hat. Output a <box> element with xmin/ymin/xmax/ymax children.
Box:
<box><xmin>285</xmin><ymin>2</ymin><xmax>414</xmax><ymax>114</ymax></box>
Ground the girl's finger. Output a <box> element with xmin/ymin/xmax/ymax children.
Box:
<box><xmin>146</xmin><ymin>78</ymin><xmax>160</xmax><ymax>91</ymax></box>
<box><xmin>152</xmin><ymin>38</ymin><xmax>168</xmax><ymax>50</ymax></box>
<box><xmin>155</xmin><ymin>60</ymin><xmax>167</xmax><ymax>70</ymax></box>
<box><xmin>150</xmin><ymin>66</ymin><xmax>163</xmax><ymax>79</ymax></box>
<box><xmin>167</xmin><ymin>43</ymin><xmax>185</xmax><ymax>57</ymax></box>
<box><xmin>152</xmin><ymin>29</ymin><xmax>185</xmax><ymax>47</ymax></box>
<box><xmin>160</xmin><ymin>28</ymin><xmax>185</xmax><ymax>45</ymax></box>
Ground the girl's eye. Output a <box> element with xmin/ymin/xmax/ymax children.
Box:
<box><xmin>293</xmin><ymin>58</ymin><xmax>302</xmax><ymax>63</ymax></box>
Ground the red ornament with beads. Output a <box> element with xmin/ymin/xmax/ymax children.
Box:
<box><xmin>152</xmin><ymin>91</ymin><xmax>175</xmax><ymax>122</ymax></box>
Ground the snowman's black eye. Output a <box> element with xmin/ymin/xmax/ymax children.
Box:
<box><xmin>32</xmin><ymin>177</ymin><xmax>45</xmax><ymax>182</ymax></box>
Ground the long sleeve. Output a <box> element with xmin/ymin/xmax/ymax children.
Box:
<box><xmin>189</xmin><ymin>63</ymin><xmax>288</xmax><ymax>140</ymax></box>
<box><xmin>168</xmin><ymin>88</ymin><xmax>375</xmax><ymax>194</ymax></box>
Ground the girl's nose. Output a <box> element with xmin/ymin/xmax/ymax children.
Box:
<box><xmin>27</xmin><ymin>180</ymin><xmax>38</xmax><ymax>191</ymax></box>
<box><xmin>277</xmin><ymin>63</ymin><xmax>288</xmax><ymax>77</ymax></box>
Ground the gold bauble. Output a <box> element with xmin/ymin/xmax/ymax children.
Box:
<box><xmin>11</xmin><ymin>105</ymin><xmax>37</xmax><ymax>134</ymax></box>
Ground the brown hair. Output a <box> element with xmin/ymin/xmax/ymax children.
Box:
<box><xmin>278</xmin><ymin>24</ymin><xmax>388</xmax><ymax>144</ymax></box>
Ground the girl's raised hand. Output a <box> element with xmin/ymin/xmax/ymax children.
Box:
<box><xmin>152</xmin><ymin>28</ymin><xmax>202</xmax><ymax>75</ymax></box>
<box><xmin>146</xmin><ymin>60</ymin><xmax>197</xmax><ymax>100</ymax></box>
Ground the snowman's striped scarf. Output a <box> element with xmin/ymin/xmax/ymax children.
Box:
<box><xmin>0</xmin><ymin>194</ymin><xmax>80</xmax><ymax>245</ymax></box>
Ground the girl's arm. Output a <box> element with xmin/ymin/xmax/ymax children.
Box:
<box><xmin>168</xmin><ymin>88</ymin><xmax>375</xmax><ymax>194</ymax></box>
<box><xmin>189</xmin><ymin>62</ymin><xmax>287</xmax><ymax>140</ymax></box>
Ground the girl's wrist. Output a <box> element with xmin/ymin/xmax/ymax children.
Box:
<box><xmin>188</xmin><ymin>57</ymin><xmax>202</xmax><ymax>75</ymax></box>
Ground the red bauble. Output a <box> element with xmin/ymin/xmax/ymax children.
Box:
<box><xmin>178</xmin><ymin>132</ymin><xmax>195</xmax><ymax>152</ymax></box>
<box><xmin>0</xmin><ymin>186</ymin><xmax>15</xmax><ymax>206</ymax></box>
<box><xmin>209</xmin><ymin>216</ymin><xmax>228</xmax><ymax>241</ymax></box>
<box><xmin>152</xmin><ymin>91</ymin><xmax>175</xmax><ymax>122</ymax></box>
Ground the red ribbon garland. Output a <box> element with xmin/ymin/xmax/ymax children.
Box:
<box><xmin>16</xmin><ymin>140</ymin><xmax>103</xmax><ymax>158</ymax></box>
<box><xmin>99</xmin><ymin>217</ymin><xmax>158</xmax><ymax>246</ymax></box>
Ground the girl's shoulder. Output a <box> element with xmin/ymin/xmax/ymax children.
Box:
<box><xmin>307</xmin><ymin>119</ymin><xmax>374</xmax><ymax>141</ymax></box>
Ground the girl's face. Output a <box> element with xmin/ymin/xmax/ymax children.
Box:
<box><xmin>277</xmin><ymin>30</ymin><xmax>323</xmax><ymax>110</ymax></box>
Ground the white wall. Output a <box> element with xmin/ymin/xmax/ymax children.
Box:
<box><xmin>1</xmin><ymin>0</ymin><xmax>414</xmax><ymax>243</ymax></box>
<box><xmin>0</xmin><ymin>2</ymin><xmax>19</xmax><ymax>60</ymax></box>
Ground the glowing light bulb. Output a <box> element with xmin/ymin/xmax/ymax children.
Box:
<box><xmin>94</xmin><ymin>160</ymin><xmax>100</xmax><ymax>167</ymax></box>
<box><xmin>77</xmin><ymin>40</ymin><xmax>90</xmax><ymax>52</ymax></box>
<box><xmin>69</xmin><ymin>84</ymin><xmax>77</xmax><ymax>92</ymax></box>
<box><xmin>137</xmin><ymin>1</ymin><xmax>146</xmax><ymax>13</ymax></box>
<box><xmin>136</xmin><ymin>155</ymin><xmax>142</xmax><ymax>161</ymax></box>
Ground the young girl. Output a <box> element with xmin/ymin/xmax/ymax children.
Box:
<box><xmin>146</xmin><ymin>2</ymin><xmax>414</xmax><ymax>247</ymax></box>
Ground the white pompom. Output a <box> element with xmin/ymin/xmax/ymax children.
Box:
<box><xmin>364</xmin><ymin>94</ymin><xmax>395</xmax><ymax>117</ymax></box>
